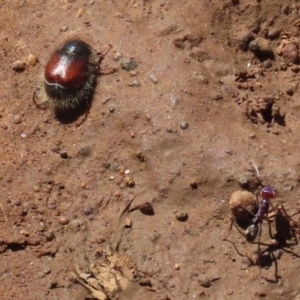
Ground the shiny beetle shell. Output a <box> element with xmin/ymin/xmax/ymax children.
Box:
<box><xmin>33</xmin><ymin>39</ymin><xmax>114</xmax><ymax>127</ymax></box>
<box><xmin>43</xmin><ymin>39</ymin><xmax>97</xmax><ymax>110</ymax></box>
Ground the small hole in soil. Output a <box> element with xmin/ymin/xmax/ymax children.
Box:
<box><xmin>261</xmin><ymin>108</ymin><xmax>286</xmax><ymax>126</ymax></box>
<box><xmin>247</xmin><ymin>106</ymin><xmax>286</xmax><ymax>126</ymax></box>
<box><xmin>8</xmin><ymin>243</ymin><xmax>26</xmax><ymax>252</ymax></box>
<box><xmin>261</xmin><ymin>109</ymin><xmax>273</xmax><ymax>124</ymax></box>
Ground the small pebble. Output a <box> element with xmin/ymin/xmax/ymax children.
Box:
<box><xmin>238</xmin><ymin>175</ymin><xmax>249</xmax><ymax>188</ymax></box>
<box><xmin>124</xmin><ymin>217</ymin><xmax>132</xmax><ymax>228</ymax></box>
<box><xmin>111</xmin><ymin>162</ymin><xmax>119</xmax><ymax>171</ymax></box>
<box><xmin>267</xmin><ymin>28</ymin><xmax>281</xmax><ymax>40</ymax></box>
<box><xmin>125</xmin><ymin>176</ymin><xmax>135</xmax><ymax>187</ymax></box>
<box><xmin>136</xmin><ymin>150</ymin><xmax>145</xmax><ymax>162</ymax></box>
<box><xmin>102</xmin><ymin>162</ymin><xmax>110</xmax><ymax>169</ymax></box>
<box><xmin>286</xmin><ymin>87</ymin><xmax>294</xmax><ymax>96</ymax></box>
<box><xmin>190</xmin><ymin>181</ymin><xmax>198</xmax><ymax>189</ymax></box>
<box><xmin>33</xmin><ymin>185</ymin><xmax>41</xmax><ymax>192</ymax></box>
<box><xmin>58</xmin><ymin>215</ymin><xmax>70</xmax><ymax>225</ymax></box>
<box><xmin>42</xmin><ymin>231</ymin><xmax>54</xmax><ymax>241</ymax></box>
<box><xmin>76</xmin><ymin>8</ymin><xmax>85</xmax><ymax>17</ymax></box>
<box><xmin>139</xmin><ymin>279</ymin><xmax>152</xmax><ymax>287</ymax></box>
<box><xmin>114</xmin><ymin>52</ymin><xmax>122</xmax><ymax>61</ymax></box>
<box><xmin>174</xmin><ymin>264</ymin><xmax>180</xmax><ymax>270</ymax></box>
<box><xmin>124</xmin><ymin>169</ymin><xmax>130</xmax><ymax>175</ymax></box>
<box><xmin>78</xmin><ymin>145</ymin><xmax>92</xmax><ymax>157</ymax></box>
<box><xmin>250</xmin><ymin>252</ymin><xmax>259</xmax><ymax>266</ymax></box>
<box><xmin>60</xmin><ymin>26</ymin><xmax>68</xmax><ymax>32</ymax></box>
<box><xmin>60</xmin><ymin>151</ymin><xmax>68</xmax><ymax>159</ymax></box>
<box><xmin>83</xmin><ymin>207</ymin><xmax>93</xmax><ymax>216</ymax></box>
<box><xmin>129</xmin><ymin>70</ymin><xmax>138</xmax><ymax>76</ymax></box>
<box><xmin>180</xmin><ymin>121</ymin><xmax>189</xmax><ymax>130</ymax></box>
<box><xmin>170</xmin><ymin>95</ymin><xmax>179</xmax><ymax>108</ymax></box>
<box><xmin>200</xmin><ymin>76</ymin><xmax>209</xmax><ymax>85</ymax></box>
<box><xmin>13</xmin><ymin>114</ymin><xmax>22</xmax><ymax>124</ymax></box>
<box><xmin>20</xmin><ymin>133</ymin><xmax>27</xmax><ymax>138</ymax></box>
<box><xmin>148</xmin><ymin>74</ymin><xmax>158</xmax><ymax>83</ymax></box>
<box><xmin>137</xmin><ymin>202</ymin><xmax>154</xmax><ymax>215</ymax></box>
<box><xmin>26</xmin><ymin>54</ymin><xmax>38</xmax><ymax>66</ymax></box>
<box><xmin>235</xmin><ymin>28</ymin><xmax>253</xmax><ymax>50</ymax></box>
<box><xmin>12</xmin><ymin>60</ymin><xmax>26</xmax><ymax>72</ymax></box>
<box><xmin>241</xmin><ymin>256</ymin><xmax>253</xmax><ymax>270</ymax></box>
<box><xmin>20</xmin><ymin>229</ymin><xmax>29</xmax><ymax>237</ymax></box>
<box><xmin>262</xmin><ymin>59</ymin><xmax>272</xmax><ymax>69</ymax></box>
<box><xmin>175</xmin><ymin>212</ymin><xmax>188</xmax><ymax>222</ymax></box>
<box><xmin>121</xmin><ymin>57</ymin><xmax>138</xmax><ymax>71</ymax></box>
<box><xmin>214</xmin><ymin>94</ymin><xmax>223</xmax><ymax>101</ymax></box>
<box><xmin>198</xmin><ymin>276</ymin><xmax>212</xmax><ymax>288</ymax></box>
<box><xmin>280</xmin><ymin>62</ymin><xmax>287</xmax><ymax>71</ymax></box>
<box><xmin>128</xmin><ymin>80</ymin><xmax>140</xmax><ymax>87</ymax></box>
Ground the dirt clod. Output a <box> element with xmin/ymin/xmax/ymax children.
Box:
<box><xmin>249</xmin><ymin>38</ymin><xmax>273</xmax><ymax>58</ymax></box>
<box><xmin>282</xmin><ymin>43</ymin><xmax>299</xmax><ymax>64</ymax></box>
<box><xmin>229</xmin><ymin>190</ymin><xmax>256</xmax><ymax>222</ymax></box>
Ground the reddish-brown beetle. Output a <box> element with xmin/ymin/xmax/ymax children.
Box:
<box><xmin>33</xmin><ymin>39</ymin><xmax>114</xmax><ymax>127</ymax></box>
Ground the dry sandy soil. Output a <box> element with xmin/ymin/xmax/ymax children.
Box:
<box><xmin>2</xmin><ymin>0</ymin><xmax>300</xmax><ymax>299</ymax></box>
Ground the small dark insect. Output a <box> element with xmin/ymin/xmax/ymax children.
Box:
<box><xmin>223</xmin><ymin>186</ymin><xmax>300</xmax><ymax>281</ymax></box>
<box><xmin>33</xmin><ymin>39</ymin><xmax>115</xmax><ymax>127</ymax></box>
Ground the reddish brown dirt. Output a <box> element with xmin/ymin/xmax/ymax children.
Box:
<box><xmin>2</xmin><ymin>1</ymin><xmax>300</xmax><ymax>299</ymax></box>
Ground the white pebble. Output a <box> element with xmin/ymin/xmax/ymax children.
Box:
<box><xmin>148</xmin><ymin>74</ymin><xmax>158</xmax><ymax>83</ymax></box>
<box><xmin>114</xmin><ymin>52</ymin><xmax>122</xmax><ymax>61</ymax></box>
